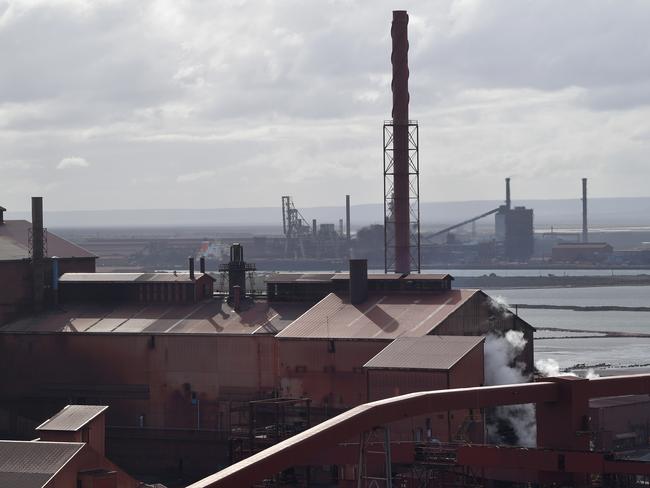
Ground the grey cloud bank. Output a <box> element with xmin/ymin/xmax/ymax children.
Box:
<box><xmin>1</xmin><ymin>0</ymin><xmax>649</xmax><ymax>211</ymax></box>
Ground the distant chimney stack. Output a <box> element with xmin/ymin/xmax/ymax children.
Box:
<box><xmin>312</xmin><ymin>219</ymin><xmax>317</xmax><ymax>237</ymax></box>
<box><xmin>505</xmin><ymin>178</ymin><xmax>511</xmax><ymax>210</ymax></box>
<box><xmin>349</xmin><ymin>259</ymin><xmax>368</xmax><ymax>305</ymax></box>
<box><xmin>582</xmin><ymin>178</ymin><xmax>588</xmax><ymax>243</ymax></box>
<box><xmin>199</xmin><ymin>256</ymin><xmax>206</xmax><ymax>274</ymax></box>
<box><xmin>345</xmin><ymin>195</ymin><xmax>351</xmax><ymax>240</ymax></box>
<box><xmin>189</xmin><ymin>257</ymin><xmax>195</xmax><ymax>280</ymax></box>
<box><xmin>32</xmin><ymin>197</ymin><xmax>45</xmax><ymax>312</ymax></box>
<box><xmin>0</xmin><ymin>206</ymin><xmax>5</xmax><ymax>224</ymax></box>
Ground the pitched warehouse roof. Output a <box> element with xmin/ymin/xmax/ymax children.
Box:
<box><xmin>0</xmin><ymin>220</ymin><xmax>95</xmax><ymax>261</ymax></box>
<box><xmin>36</xmin><ymin>405</ymin><xmax>107</xmax><ymax>432</ymax></box>
<box><xmin>1</xmin><ymin>299</ymin><xmax>310</xmax><ymax>335</ymax></box>
<box><xmin>59</xmin><ymin>272</ymin><xmax>214</xmax><ymax>283</ymax></box>
<box><xmin>364</xmin><ymin>335</ymin><xmax>484</xmax><ymax>371</ymax></box>
<box><xmin>267</xmin><ymin>272</ymin><xmax>453</xmax><ymax>284</ymax></box>
<box><xmin>0</xmin><ymin>440</ymin><xmax>84</xmax><ymax>488</ymax></box>
<box><xmin>276</xmin><ymin>289</ymin><xmax>479</xmax><ymax>340</ymax></box>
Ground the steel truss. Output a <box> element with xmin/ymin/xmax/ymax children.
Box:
<box><xmin>383</xmin><ymin>121</ymin><xmax>420</xmax><ymax>274</ymax></box>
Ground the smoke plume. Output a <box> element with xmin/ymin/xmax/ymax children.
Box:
<box><xmin>484</xmin><ymin>330</ymin><xmax>536</xmax><ymax>447</ymax></box>
<box><xmin>536</xmin><ymin>357</ymin><xmax>599</xmax><ymax>379</ymax></box>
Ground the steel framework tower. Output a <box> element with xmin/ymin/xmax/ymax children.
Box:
<box><xmin>384</xmin><ymin>10</ymin><xmax>420</xmax><ymax>274</ymax></box>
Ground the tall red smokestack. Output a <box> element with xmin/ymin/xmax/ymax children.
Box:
<box><xmin>392</xmin><ymin>10</ymin><xmax>410</xmax><ymax>274</ymax></box>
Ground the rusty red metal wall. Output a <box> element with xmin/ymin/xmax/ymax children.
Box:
<box><xmin>278</xmin><ymin>339</ymin><xmax>387</xmax><ymax>408</ymax></box>
<box><xmin>449</xmin><ymin>341</ymin><xmax>484</xmax><ymax>388</ymax></box>
<box><xmin>590</xmin><ymin>397</ymin><xmax>650</xmax><ymax>450</ymax></box>
<box><xmin>0</xmin><ymin>257</ymin><xmax>95</xmax><ymax>325</ymax></box>
<box><xmin>435</xmin><ymin>291</ymin><xmax>534</xmax><ymax>373</ymax></box>
<box><xmin>0</xmin><ymin>333</ymin><xmax>277</xmax><ymax>430</ymax></box>
<box><xmin>366</xmin><ymin>342</ymin><xmax>485</xmax><ymax>443</ymax></box>
<box><xmin>0</xmin><ymin>261</ymin><xmax>31</xmax><ymax>324</ymax></box>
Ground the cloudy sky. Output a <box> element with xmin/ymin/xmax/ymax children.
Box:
<box><xmin>1</xmin><ymin>0</ymin><xmax>650</xmax><ymax>211</ymax></box>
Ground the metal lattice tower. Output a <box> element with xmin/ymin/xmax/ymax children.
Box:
<box><xmin>384</xmin><ymin>121</ymin><xmax>420</xmax><ymax>273</ymax></box>
<box><xmin>281</xmin><ymin>196</ymin><xmax>311</xmax><ymax>259</ymax></box>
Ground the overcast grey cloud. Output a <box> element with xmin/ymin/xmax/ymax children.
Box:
<box><xmin>1</xmin><ymin>0</ymin><xmax>649</xmax><ymax>211</ymax></box>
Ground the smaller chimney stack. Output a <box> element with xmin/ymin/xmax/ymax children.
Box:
<box><xmin>582</xmin><ymin>178</ymin><xmax>588</xmax><ymax>243</ymax></box>
<box><xmin>312</xmin><ymin>219</ymin><xmax>317</xmax><ymax>237</ymax></box>
<box><xmin>233</xmin><ymin>285</ymin><xmax>241</xmax><ymax>312</ymax></box>
<box><xmin>505</xmin><ymin>178</ymin><xmax>511</xmax><ymax>210</ymax></box>
<box><xmin>51</xmin><ymin>257</ymin><xmax>59</xmax><ymax>307</ymax></box>
<box><xmin>0</xmin><ymin>206</ymin><xmax>6</xmax><ymax>224</ymax></box>
<box><xmin>349</xmin><ymin>259</ymin><xmax>368</xmax><ymax>305</ymax></box>
<box><xmin>339</xmin><ymin>218</ymin><xmax>344</xmax><ymax>237</ymax></box>
<box><xmin>345</xmin><ymin>195</ymin><xmax>351</xmax><ymax>240</ymax></box>
<box><xmin>199</xmin><ymin>256</ymin><xmax>206</xmax><ymax>274</ymax></box>
<box><xmin>32</xmin><ymin>197</ymin><xmax>45</xmax><ymax>312</ymax></box>
<box><xmin>189</xmin><ymin>257</ymin><xmax>195</xmax><ymax>280</ymax></box>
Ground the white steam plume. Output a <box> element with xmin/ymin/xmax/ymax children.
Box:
<box><xmin>535</xmin><ymin>358</ymin><xmax>600</xmax><ymax>379</ymax></box>
<box><xmin>484</xmin><ymin>330</ymin><xmax>535</xmax><ymax>447</ymax></box>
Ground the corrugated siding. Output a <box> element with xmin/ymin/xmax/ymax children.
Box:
<box><xmin>368</xmin><ymin>370</ymin><xmax>448</xmax><ymax>400</ymax></box>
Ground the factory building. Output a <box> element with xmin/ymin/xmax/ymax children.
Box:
<box><xmin>0</xmin><ymin>405</ymin><xmax>138</xmax><ymax>488</ymax></box>
<box><xmin>364</xmin><ymin>336</ymin><xmax>485</xmax><ymax>443</ymax></box>
<box><xmin>276</xmin><ymin>281</ymin><xmax>533</xmax><ymax>410</ymax></box>
<box><xmin>0</xmin><ymin>199</ymin><xmax>96</xmax><ymax>325</ymax></box>
<box><xmin>0</xmin><ymin>248</ymin><xmax>534</xmax><ymax>479</ymax></box>
<box><xmin>551</xmin><ymin>242</ymin><xmax>614</xmax><ymax>263</ymax></box>
<box><xmin>267</xmin><ymin>272</ymin><xmax>453</xmax><ymax>302</ymax></box>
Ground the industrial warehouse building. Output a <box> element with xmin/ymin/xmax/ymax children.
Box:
<box><xmin>0</xmin><ymin>202</ymin><xmax>96</xmax><ymax>325</ymax></box>
<box><xmin>0</xmin><ymin>255</ymin><xmax>534</xmax><ymax>478</ymax></box>
<box><xmin>0</xmin><ymin>405</ymin><xmax>138</xmax><ymax>488</ymax></box>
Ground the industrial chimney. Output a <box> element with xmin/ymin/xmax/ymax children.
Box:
<box><xmin>391</xmin><ymin>10</ymin><xmax>411</xmax><ymax>274</ymax></box>
<box><xmin>349</xmin><ymin>259</ymin><xmax>368</xmax><ymax>305</ymax></box>
<box><xmin>345</xmin><ymin>195</ymin><xmax>351</xmax><ymax>241</ymax></box>
<box><xmin>0</xmin><ymin>205</ymin><xmax>5</xmax><ymax>225</ymax></box>
<box><xmin>582</xmin><ymin>178</ymin><xmax>588</xmax><ymax>243</ymax></box>
<box><xmin>31</xmin><ymin>197</ymin><xmax>45</xmax><ymax>312</ymax></box>
<box><xmin>505</xmin><ymin>178</ymin><xmax>511</xmax><ymax>210</ymax></box>
<box><xmin>188</xmin><ymin>257</ymin><xmax>195</xmax><ymax>280</ymax></box>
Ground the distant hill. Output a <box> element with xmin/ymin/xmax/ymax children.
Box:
<box><xmin>5</xmin><ymin>197</ymin><xmax>650</xmax><ymax>230</ymax></box>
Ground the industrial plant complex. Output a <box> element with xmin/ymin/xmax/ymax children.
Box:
<box><xmin>2</xmin><ymin>9</ymin><xmax>650</xmax><ymax>488</ymax></box>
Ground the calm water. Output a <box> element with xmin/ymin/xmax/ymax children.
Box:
<box><xmin>422</xmin><ymin>268</ymin><xmax>650</xmax><ymax>277</ymax></box>
<box><xmin>488</xmin><ymin>286</ymin><xmax>650</xmax><ymax>308</ymax></box>
<box><xmin>485</xmin><ymin>287</ymin><xmax>650</xmax><ymax>372</ymax></box>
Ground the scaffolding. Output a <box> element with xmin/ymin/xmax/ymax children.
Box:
<box><xmin>229</xmin><ymin>397</ymin><xmax>312</xmax><ymax>487</ymax></box>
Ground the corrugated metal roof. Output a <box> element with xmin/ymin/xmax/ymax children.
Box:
<box><xmin>59</xmin><ymin>272</ymin><xmax>214</xmax><ymax>283</ymax></box>
<box><xmin>589</xmin><ymin>394</ymin><xmax>650</xmax><ymax>409</ymax></box>
<box><xmin>268</xmin><ymin>272</ymin><xmax>453</xmax><ymax>283</ymax></box>
<box><xmin>266</xmin><ymin>273</ymin><xmax>335</xmax><ymax>283</ymax></box>
<box><xmin>332</xmin><ymin>273</ymin><xmax>453</xmax><ymax>281</ymax></box>
<box><xmin>0</xmin><ymin>220</ymin><xmax>95</xmax><ymax>261</ymax></box>
<box><xmin>0</xmin><ymin>440</ymin><xmax>84</xmax><ymax>488</ymax></box>
<box><xmin>276</xmin><ymin>289</ymin><xmax>479</xmax><ymax>340</ymax></box>
<box><xmin>0</xmin><ymin>298</ymin><xmax>311</xmax><ymax>335</ymax></box>
<box><xmin>36</xmin><ymin>405</ymin><xmax>107</xmax><ymax>432</ymax></box>
<box><xmin>363</xmin><ymin>335</ymin><xmax>484</xmax><ymax>371</ymax></box>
